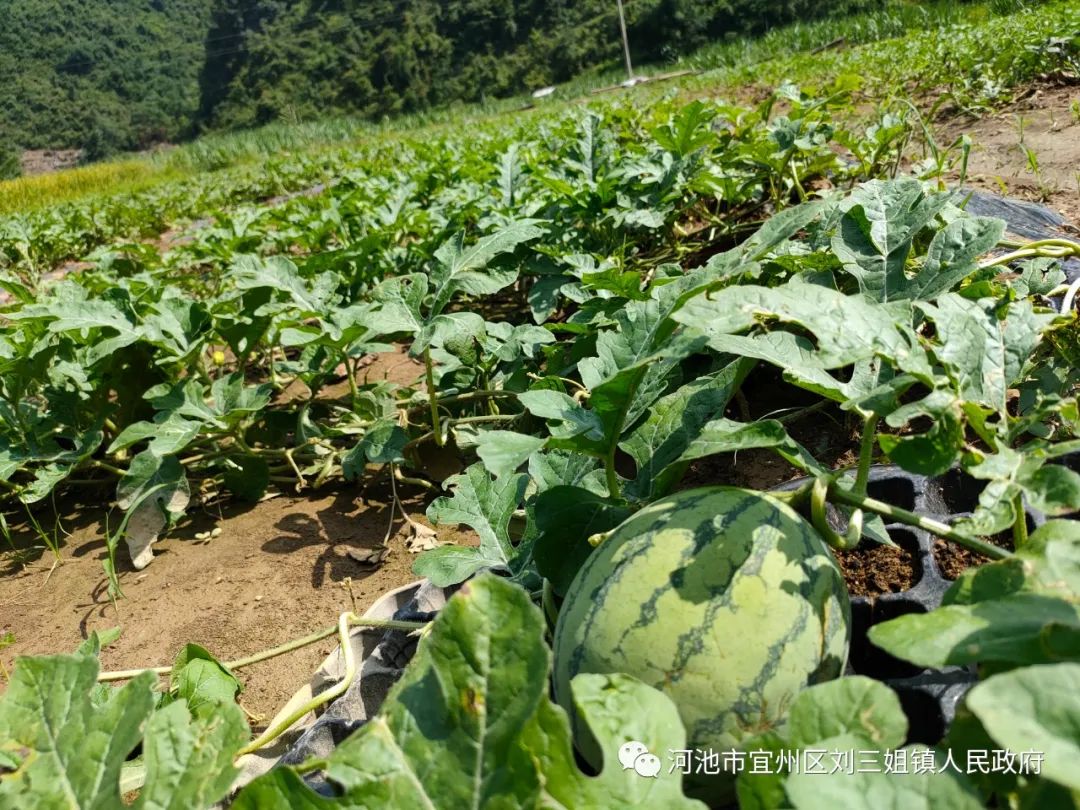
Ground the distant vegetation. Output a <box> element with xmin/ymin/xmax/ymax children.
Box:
<box><xmin>200</xmin><ymin>0</ymin><xmax>883</xmax><ymax>130</ymax></box>
<box><xmin>1</xmin><ymin>0</ymin><xmax>890</xmax><ymax>163</ymax></box>
<box><xmin>0</xmin><ymin>0</ymin><xmax>214</xmax><ymax>162</ymax></box>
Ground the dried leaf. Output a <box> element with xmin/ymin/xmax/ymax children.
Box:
<box><xmin>404</xmin><ymin>520</ymin><xmax>440</xmax><ymax>553</ymax></box>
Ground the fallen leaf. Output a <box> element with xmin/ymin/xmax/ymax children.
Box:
<box><xmin>404</xmin><ymin>520</ymin><xmax>441</xmax><ymax>553</ymax></box>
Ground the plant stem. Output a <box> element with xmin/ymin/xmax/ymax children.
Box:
<box><xmin>402</xmin><ymin>414</ymin><xmax>518</xmax><ymax>452</ymax></box>
<box><xmin>827</xmin><ymin>484</ymin><xmax>1011</xmax><ymax>560</ymax></box>
<box><xmin>423</xmin><ymin>347</ymin><xmax>443</xmax><ymax>447</ymax></box>
<box><xmin>775</xmin><ymin>399</ymin><xmax>831</xmax><ymax>425</ymax></box>
<box><xmin>402</xmin><ymin>389</ymin><xmax>516</xmax><ymax>412</ymax></box>
<box><xmin>854</xmin><ymin>417</ymin><xmax>878</xmax><ymax>496</ymax></box>
<box><xmin>604</xmin><ymin>449</ymin><xmax>620</xmax><ymax>499</ymax></box>
<box><xmin>1012</xmin><ymin>493</ymin><xmax>1029</xmax><ymax>550</ymax></box>
<box><xmin>341</xmin><ymin>352</ymin><xmax>358</xmax><ymax>402</ymax></box>
<box><xmin>90</xmin><ymin>459</ymin><xmax>126</xmax><ymax>477</ymax></box>
<box><xmin>542</xmin><ymin>579</ymin><xmax>559</xmax><ymax>630</ymax></box>
<box><xmin>96</xmin><ymin>616</ymin><xmax>428</xmax><ymax>683</ymax></box>
<box><xmin>978</xmin><ymin>237</ymin><xmax>1079</xmax><ymax>269</ymax></box>
<box><xmin>234</xmin><ymin>612</ymin><xmax>427</xmax><ymax>758</ymax></box>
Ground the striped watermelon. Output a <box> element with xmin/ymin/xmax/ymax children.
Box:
<box><xmin>552</xmin><ymin>487</ymin><xmax>850</xmax><ymax>800</ymax></box>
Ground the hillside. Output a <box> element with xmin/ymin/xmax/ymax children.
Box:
<box><xmin>0</xmin><ymin>0</ymin><xmax>214</xmax><ymax>160</ymax></box>
<box><xmin>200</xmin><ymin>0</ymin><xmax>873</xmax><ymax>130</ymax></box>
<box><xmin>0</xmin><ymin>0</ymin><xmax>880</xmax><ymax>168</ymax></box>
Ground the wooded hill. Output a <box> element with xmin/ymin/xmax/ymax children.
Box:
<box><xmin>0</xmin><ymin>0</ymin><xmax>879</xmax><ymax>170</ymax></box>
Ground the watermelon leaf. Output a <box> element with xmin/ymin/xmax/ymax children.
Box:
<box><xmin>965</xmin><ymin>663</ymin><xmax>1080</xmax><ymax>791</ymax></box>
<box><xmin>531</xmin><ymin>485</ymin><xmax>635</xmax><ymax>595</ymax></box>
<box><xmin>414</xmin><ymin>464</ymin><xmax>530</xmax><ymax>586</ymax></box>
<box><xmin>428</xmin><ymin>221</ymin><xmax>545</xmax><ymax>317</ymax></box>
<box><xmin>737</xmin><ymin>676</ymin><xmax>910</xmax><ymax>809</ymax></box>
<box><xmin>168</xmin><ymin>643</ymin><xmax>242</xmax><ymax>716</ymax></box>
<box><xmin>621</xmin><ymin>358</ymin><xmax>755</xmax><ymax>501</ymax></box>
<box><xmin>830</xmin><ymin>178</ymin><xmax>953</xmax><ymax>302</ymax></box>
<box><xmin>783</xmin><ymin>747</ymin><xmax>984</xmax><ymax>810</ymax></box>
<box><xmin>786</xmin><ymin>676</ymin><xmax>908</xmax><ymax>750</ymax></box>
<box><xmin>0</xmin><ymin>653</ymin><xmax>246</xmax><ymax>809</ymax></box>
<box><xmin>232</xmin><ymin>574</ymin><xmax>705</xmax><ymax>809</ymax></box>
<box><xmin>474</xmin><ymin>431</ymin><xmax>546</xmax><ymax>479</ymax></box>
<box><xmin>868</xmin><ymin>593</ymin><xmax>1080</xmax><ymax>668</ymax></box>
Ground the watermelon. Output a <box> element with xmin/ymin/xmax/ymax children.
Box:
<box><xmin>552</xmin><ymin>486</ymin><xmax>850</xmax><ymax>800</ymax></box>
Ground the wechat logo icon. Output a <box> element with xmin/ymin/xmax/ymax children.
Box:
<box><xmin>618</xmin><ymin>740</ymin><xmax>662</xmax><ymax>778</ymax></box>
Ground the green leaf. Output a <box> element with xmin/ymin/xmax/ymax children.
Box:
<box><xmin>784</xmin><ymin>746</ymin><xmax>984</xmax><ymax>810</ymax></box>
<box><xmin>556</xmin><ymin>673</ymin><xmax>706</xmax><ymax>807</ymax></box>
<box><xmin>429</xmin><ymin>221</ymin><xmax>544</xmax><ymax>316</ymax></box>
<box><xmin>909</xmin><ymin>216</ymin><xmax>1006</xmax><ymax>300</ymax></box>
<box><xmin>343</xmin><ymin>420</ymin><xmax>407</xmax><ymax>481</ymax></box>
<box><xmin>831</xmin><ymin>178</ymin><xmax>952</xmax><ymax>302</ymax></box>
<box><xmin>109</xmin><ymin>413</ymin><xmax>203</xmax><ymax>457</ymax></box>
<box><xmin>674</xmin><ymin>283</ymin><xmax>921</xmax><ymax>371</ymax></box>
<box><xmin>133</xmin><ymin>700</ymin><xmax>248</xmax><ymax>810</ymax></box>
<box><xmin>232</xmin><ymin>574</ymin><xmax>704</xmax><ymax>809</ymax></box>
<box><xmin>117</xmin><ymin>452</ymin><xmax>189</xmax><ymax>514</ymax></box>
<box><xmin>734</xmin><ymin>198</ymin><xmax>827</xmax><ymax>262</ymax></box>
<box><xmin>736</xmin><ymin>678</ymin><xmax>911</xmax><ymax>810</ymax></box>
<box><xmin>532</xmin><ymin>486</ymin><xmax>635</xmax><ymax>596</ymax></box>
<box><xmin>577</xmin><ymin>295</ymin><xmax>694</xmax><ymax>388</ymax></box>
<box><xmin>917</xmin><ymin>296</ymin><xmax>1050</xmax><ymax>414</ymax></box>
<box><xmin>475</xmin><ymin>431</ymin><xmax>546</xmax><ymax>479</ymax></box>
<box><xmin>787</xmin><ymin>676</ymin><xmax>908</xmax><ymax>749</ymax></box>
<box><xmin>1022</xmin><ymin>464</ymin><xmax>1080</xmax><ymax>516</ymax></box>
<box><xmin>0</xmin><ymin>653</ymin><xmax>245</xmax><ymax>810</ymax></box>
<box><xmin>527</xmin><ymin>450</ymin><xmax>605</xmax><ymax>496</ymax></box>
<box><xmin>878</xmin><ymin>405</ymin><xmax>964</xmax><ymax>477</ymax></box>
<box><xmin>369</xmin><ymin>274</ymin><xmax>428</xmax><ymax>337</ymax></box>
<box><xmin>209</xmin><ymin>373</ymin><xmax>272</xmax><ymax>419</ymax></box>
<box><xmin>868</xmin><ymin>593</ymin><xmax>1080</xmax><ymax>668</ymax></box>
<box><xmin>221</xmin><ymin>455</ymin><xmax>269</xmax><ymax>502</ymax></box>
<box><xmin>169</xmin><ymin>644</ymin><xmax>241</xmax><ymax>716</ymax></box>
<box><xmin>232</xmin><ymin>254</ymin><xmax>340</xmax><ymax>314</ymax></box>
<box><xmin>19</xmin><ymin>462</ymin><xmax>75</xmax><ymax>505</ymax></box>
<box><xmin>677</xmin><ymin>417</ymin><xmax>826</xmax><ymax>476</ymax></box>
<box><xmin>527</xmin><ymin>275</ymin><xmax>569</xmax><ymax>323</ymax></box>
<box><xmin>416</xmin><ymin>464</ymin><xmax>529</xmax><ymax>586</ymax></box>
<box><xmin>116</xmin><ymin>452</ymin><xmax>191</xmax><ymax>569</ymax></box>
<box><xmin>0</xmin><ymin>656</ymin><xmax>155</xmax><ymax>810</ymax></box>
<box><xmin>652</xmin><ymin>99</ymin><xmax>718</xmax><ymax>156</ymax></box>
<box><xmin>622</xmin><ymin>359</ymin><xmax>755</xmax><ymax>500</ymax></box>
<box><xmin>966</xmin><ymin>663</ymin><xmax>1080</xmax><ymax>791</ymax></box>
<box><xmin>518</xmin><ymin>389</ymin><xmax>604</xmax><ymax>441</ymax></box>
<box><xmin>76</xmin><ymin>627</ymin><xmax>122</xmax><ymax>657</ymax></box>
<box><xmin>16</xmin><ymin>298</ymin><xmax>145</xmax><ymax>365</ymax></box>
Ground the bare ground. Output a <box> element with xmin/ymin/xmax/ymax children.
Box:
<box><xmin>0</xmin><ymin>482</ymin><xmax>472</xmax><ymax>726</ymax></box>
<box><xmin>939</xmin><ymin>82</ymin><xmax>1080</xmax><ymax>225</ymax></box>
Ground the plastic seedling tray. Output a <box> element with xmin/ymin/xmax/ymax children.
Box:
<box><xmin>774</xmin><ymin>455</ymin><xmax>1078</xmax><ymax>744</ymax></box>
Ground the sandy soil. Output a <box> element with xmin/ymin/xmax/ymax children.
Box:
<box><xmin>0</xmin><ymin>481</ymin><xmax>472</xmax><ymax>726</ymax></box>
<box><xmin>939</xmin><ymin>82</ymin><xmax>1080</xmax><ymax>225</ymax></box>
